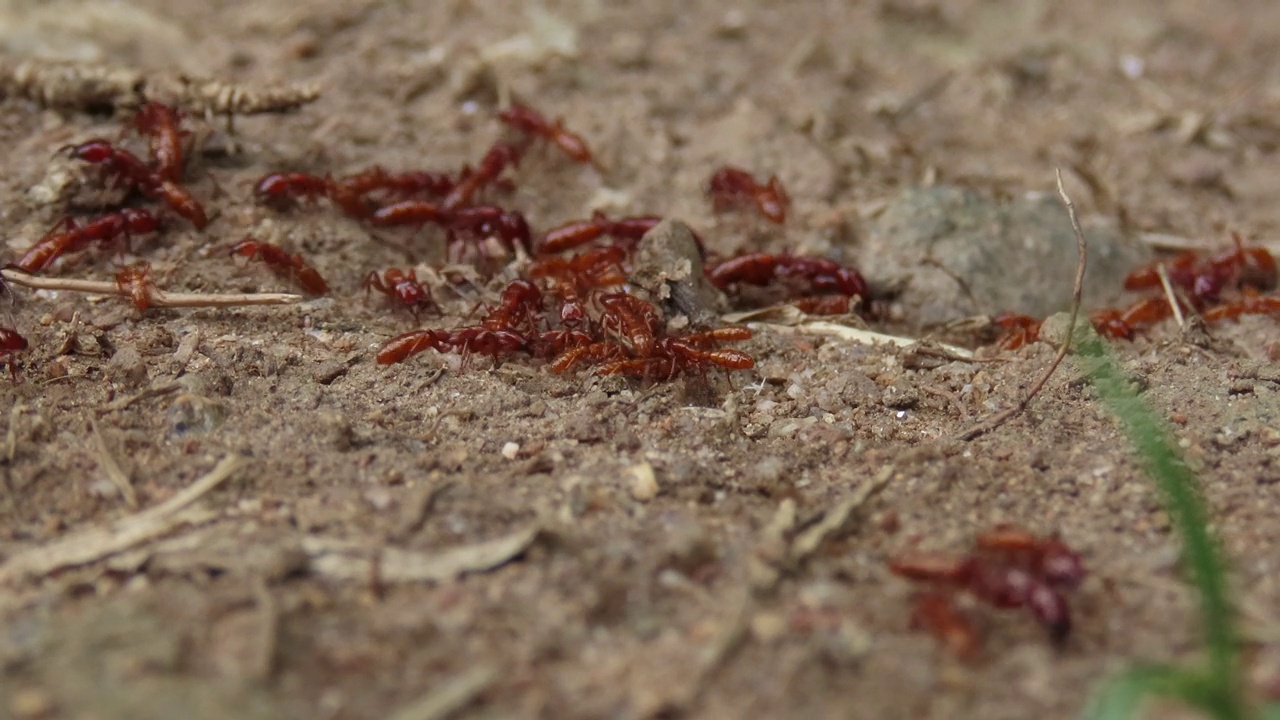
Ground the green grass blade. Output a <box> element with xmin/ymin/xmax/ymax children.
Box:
<box><xmin>1074</xmin><ymin>330</ymin><xmax>1245</xmax><ymax>720</ymax></box>
<box><xmin>1084</xmin><ymin>665</ymin><xmax>1215</xmax><ymax>720</ymax></box>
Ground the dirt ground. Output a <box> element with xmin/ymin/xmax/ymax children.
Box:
<box><xmin>2</xmin><ymin>1</ymin><xmax>1280</xmax><ymax>718</ymax></box>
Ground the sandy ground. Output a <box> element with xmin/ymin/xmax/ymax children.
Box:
<box><xmin>2</xmin><ymin>1</ymin><xmax>1280</xmax><ymax>718</ymax></box>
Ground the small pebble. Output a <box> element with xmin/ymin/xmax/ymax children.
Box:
<box><xmin>628</xmin><ymin>462</ymin><xmax>659</xmax><ymax>502</ymax></box>
<box><xmin>501</xmin><ymin>441</ymin><xmax>520</xmax><ymax>460</ymax></box>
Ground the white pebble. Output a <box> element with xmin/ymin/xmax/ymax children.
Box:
<box><xmin>628</xmin><ymin>463</ymin><xmax>659</xmax><ymax>502</ymax></box>
<box><xmin>501</xmin><ymin>441</ymin><xmax>520</xmax><ymax>460</ymax></box>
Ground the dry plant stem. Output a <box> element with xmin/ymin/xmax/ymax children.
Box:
<box><xmin>1157</xmin><ymin>262</ymin><xmax>1187</xmax><ymax>329</ymax></box>
<box><xmin>385</xmin><ymin>665</ymin><xmax>499</xmax><ymax>720</ymax></box>
<box><xmin>1</xmin><ymin>268</ymin><xmax>303</xmax><ymax>307</ymax></box>
<box><xmin>0</xmin><ymin>455</ymin><xmax>244</xmax><ymax>584</ymax></box>
<box><xmin>91</xmin><ymin>422</ymin><xmax>138</xmax><ymax>508</ymax></box>
<box><xmin>955</xmin><ymin>169</ymin><xmax>1087</xmax><ymax>442</ymax></box>
<box><xmin>0</xmin><ymin>58</ymin><xmax>320</xmax><ymax>116</ymax></box>
<box><xmin>252</xmin><ymin>577</ymin><xmax>280</xmax><ymax>682</ymax></box>
<box><xmin>763</xmin><ymin>321</ymin><xmax>975</xmax><ymax>360</ymax></box>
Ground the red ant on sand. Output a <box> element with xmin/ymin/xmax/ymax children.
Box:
<box><xmin>134</xmin><ymin>102</ymin><xmax>188</xmax><ymax>184</ymax></box>
<box><xmin>536</xmin><ymin>212</ymin><xmax>651</xmax><ymax>253</ymax></box>
<box><xmin>1203</xmin><ymin>288</ymin><xmax>1280</xmax><ymax>321</ymax></box>
<box><xmin>115</xmin><ymin>262</ymin><xmax>156</xmax><ymax>310</ymax></box>
<box><xmin>363</xmin><ymin>268</ymin><xmax>439</xmax><ymax>319</ymax></box>
<box><xmin>707</xmin><ymin>253</ymin><xmax>870</xmax><ymax>313</ymax></box>
<box><xmin>536</xmin><ymin>212</ymin><xmax>709</xmax><ymax>260</ymax></box>
<box><xmin>0</xmin><ymin>326</ymin><xmax>28</xmax><ymax>381</ymax></box>
<box><xmin>707</xmin><ymin>166</ymin><xmax>789</xmax><ymax>224</ymax></box>
<box><xmin>1124</xmin><ymin>232</ymin><xmax>1277</xmax><ymax>305</ymax></box>
<box><xmin>338</xmin><ymin>166</ymin><xmax>456</xmax><ymax>201</ymax></box>
<box><xmin>230</xmin><ymin>238</ymin><xmax>330</xmax><ymax>296</ymax></box>
<box><xmin>479</xmin><ymin>279</ymin><xmax>544</xmax><ymax>334</ymax></box>
<box><xmin>16</xmin><ymin>209</ymin><xmax>161</xmax><ymax>273</ymax></box>
<box><xmin>375</xmin><ymin>326</ymin><xmax>527</xmax><ymax>365</ymax></box>
<box><xmin>889</xmin><ymin>526</ymin><xmax>1085</xmax><ymax>655</ymax></box>
<box><xmin>596</xmin><ymin>333</ymin><xmax>755</xmax><ymax>381</ymax></box>
<box><xmin>442</xmin><ymin>141</ymin><xmax>525</xmax><ymax>210</ymax></box>
<box><xmin>370</xmin><ymin>202</ymin><xmax>533</xmax><ymax>261</ymax></box>
<box><xmin>254</xmin><ymin>172</ymin><xmax>373</xmax><ymax>219</ymax></box>
<box><xmin>498</xmin><ymin>101</ymin><xmax>595</xmax><ymax>166</ymax></box>
<box><xmin>65</xmin><ymin>139</ymin><xmax>207</xmax><ymax>229</ymax></box>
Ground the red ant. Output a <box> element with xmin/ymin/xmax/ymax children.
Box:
<box><xmin>442</xmin><ymin>141</ymin><xmax>525</xmax><ymax>210</ymax></box>
<box><xmin>889</xmin><ymin>526</ymin><xmax>1085</xmax><ymax>653</ymax></box>
<box><xmin>707</xmin><ymin>166</ymin><xmax>789</xmax><ymax>224</ymax></box>
<box><xmin>0</xmin><ymin>326</ymin><xmax>28</xmax><ymax>381</ymax></box>
<box><xmin>376</xmin><ymin>329</ymin><xmax>452</xmax><ymax>365</ymax></box>
<box><xmin>371</xmin><ymin>202</ymin><xmax>532</xmax><ymax>260</ymax></box>
<box><xmin>115</xmin><ymin>262</ymin><xmax>156</xmax><ymax>310</ymax></box>
<box><xmin>539</xmin><ymin>213</ymin><xmax>653</xmax><ymax>255</ymax></box>
<box><xmin>597</xmin><ymin>335</ymin><xmax>755</xmax><ymax>381</ymax></box>
<box><xmin>530</xmin><ymin>246</ymin><xmax>628</xmax><ymax>288</ymax></box>
<box><xmin>480</xmin><ymin>279</ymin><xmax>544</xmax><ymax>334</ymax></box>
<box><xmin>498</xmin><ymin>101</ymin><xmax>595</xmax><ymax>166</ymax></box>
<box><xmin>530</xmin><ymin>328</ymin><xmax>595</xmax><ymax>360</ymax></box>
<box><xmin>363</xmin><ymin>268</ymin><xmax>439</xmax><ymax>319</ymax></box>
<box><xmin>375</xmin><ymin>326</ymin><xmax>527</xmax><ymax>366</ymax></box>
<box><xmin>1203</xmin><ymin>288</ymin><xmax>1280</xmax><ymax>322</ymax></box>
<box><xmin>337</xmin><ymin>166</ymin><xmax>456</xmax><ymax>201</ymax></box>
<box><xmin>1124</xmin><ymin>232</ymin><xmax>1277</xmax><ymax>306</ymax></box>
<box><xmin>230</xmin><ymin>238</ymin><xmax>330</xmax><ymax>296</ymax></box>
<box><xmin>253</xmin><ymin>172</ymin><xmax>372</xmax><ymax>219</ymax></box>
<box><xmin>992</xmin><ymin>313</ymin><xmax>1043</xmax><ymax>350</ymax></box>
<box><xmin>707</xmin><ymin>253</ymin><xmax>869</xmax><ymax>307</ymax></box>
<box><xmin>65</xmin><ymin>139</ymin><xmax>207</xmax><ymax>229</ymax></box>
<box><xmin>530</xmin><ymin>246</ymin><xmax>630</xmax><ymax>325</ymax></box>
<box><xmin>791</xmin><ymin>295</ymin><xmax>856</xmax><ymax>316</ymax></box>
<box><xmin>444</xmin><ymin>205</ymin><xmax>533</xmax><ymax>259</ymax></box>
<box><xmin>134</xmin><ymin>102</ymin><xmax>187</xmax><ymax>183</ymax></box>
<box><xmin>598</xmin><ymin>292</ymin><xmax>663</xmax><ymax>357</ymax></box>
<box><xmin>369</xmin><ymin>199</ymin><xmax>446</xmax><ymax>226</ymax></box>
<box><xmin>536</xmin><ymin>212</ymin><xmax>709</xmax><ymax>261</ymax></box>
<box><xmin>16</xmin><ymin>209</ymin><xmax>161</xmax><ymax>273</ymax></box>
<box><xmin>549</xmin><ymin>339</ymin><xmax>629</xmax><ymax>374</ymax></box>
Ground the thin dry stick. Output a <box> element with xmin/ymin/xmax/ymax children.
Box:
<box><xmin>252</xmin><ymin>577</ymin><xmax>280</xmax><ymax>682</ymax></box>
<box><xmin>1156</xmin><ymin>262</ymin><xmax>1187</xmax><ymax>329</ymax></box>
<box><xmin>955</xmin><ymin>169</ymin><xmax>1088</xmax><ymax>441</ymax></box>
<box><xmin>90</xmin><ymin>422</ymin><xmax>138</xmax><ymax>508</ymax></box>
<box><xmin>1</xmin><ymin>268</ymin><xmax>302</xmax><ymax>308</ymax></box>
<box><xmin>0</xmin><ymin>455</ymin><xmax>244</xmax><ymax>584</ymax></box>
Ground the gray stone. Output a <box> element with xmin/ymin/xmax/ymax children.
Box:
<box><xmin>862</xmin><ymin>186</ymin><xmax>1150</xmax><ymax>326</ymax></box>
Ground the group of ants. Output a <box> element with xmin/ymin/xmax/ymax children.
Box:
<box><xmin>0</xmin><ymin>95</ymin><xmax>1277</xmax><ymax>659</ymax></box>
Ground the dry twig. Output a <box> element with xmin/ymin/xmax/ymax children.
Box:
<box><xmin>384</xmin><ymin>665</ymin><xmax>499</xmax><ymax>720</ymax></box>
<box><xmin>303</xmin><ymin>525</ymin><xmax>541</xmax><ymax>583</ymax></box>
<box><xmin>0</xmin><ymin>455</ymin><xmax>245</xmax><ymax>584</ymax></box>
<box><xmin>752</xmin><ymin>319</ymin><xmax>974</xmax><ymax>360</ymax></box>
<box><xmin>90</xmin><ymin>422</ymin><xmax>138</xmax><ymax>508</ymax></box>
<box><xmin>1</xmin><ymin>268</ymin><xmax>302</xmax><ymax>308</ymax></box>
<box><xmin>252</xmin><ymin>577</ymin><xmax>280</xmax><ymax>682</ymax></box>
<box><xmin>1157</xmin><ymin>262</ymin><xmax>1187</xmax><ymax>329</ymax></box>
<box><xmin>955</xmin><ymin>169</ymin><xmax>1088</xmax><ymax>441</ymax></box>
<box><xmin>0</xmin><ymin>57</ymin><xmax>320</xmax><ymax>117</ymax></box>
<box><xmin>95</xmin><ymin>382</ymin><xmax>182</xmax><ymax>414</ymax></box>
